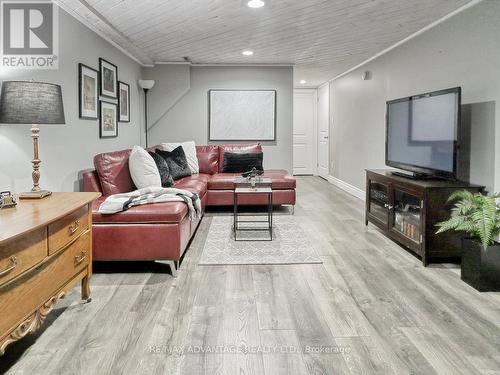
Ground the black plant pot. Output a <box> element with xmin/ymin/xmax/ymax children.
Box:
<box><xmin>461</xmin><ymin>238</ymin><xmax>500</xmax><ymax>292</ymax></box>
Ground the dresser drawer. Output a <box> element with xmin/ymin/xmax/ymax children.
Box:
<box><xmin>48</xmin><ymin>206</ymin><xmax>89</xmax><ymax>254</ymax></box>
<box><xmin>0</xmin><ymin>231</ymin><xmax>90</xmax><ymax>335</ymax></box>
<box><xmin>0</xmin><ymin>228</ymin><xmax>46</xmax><ymax>287</ymax></box>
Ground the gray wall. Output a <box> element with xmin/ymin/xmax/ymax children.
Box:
<box><xmin>144</xmin><ymin>65</ymin><xmax>294</xmax><ymax>172</ymax></box>
<box><xmin>330</xmin><ymin>0</ymin><xmax>500</xmax><ymax>193</ymax></box>
<box><xmin>0</xmin><ymin>8</ymin><xmax>143</xmax><ymax>192</ymax></box>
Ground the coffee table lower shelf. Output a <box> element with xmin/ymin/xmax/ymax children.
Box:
<box><xmin>233</xmin><ymin>186</ymin><xmax>273</xmax><ymax>241</ymax></box>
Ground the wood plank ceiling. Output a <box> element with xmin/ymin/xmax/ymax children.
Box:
<box><xmin>57</xmin><ymin>0</ymin><xmax>473</xmax><ymax>87</ymax></box>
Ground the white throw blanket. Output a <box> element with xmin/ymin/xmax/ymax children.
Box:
<box><xmin>98</xmin><ymin>186</ymin><xmax>202</xmax><ymax>220</ymax></box>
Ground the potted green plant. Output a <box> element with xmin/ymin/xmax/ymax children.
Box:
<box><xmin>436</xmin><ymin>190</ymin><xmax>500</xmax><ymax>291</ymax></box>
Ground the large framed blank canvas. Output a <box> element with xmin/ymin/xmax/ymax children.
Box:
<box><xmin>209</xmin><ymin>90</ymin><xmax>276</xmax><ymax>141</ymax></box>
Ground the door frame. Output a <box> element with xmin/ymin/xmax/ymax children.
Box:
<box><xmin>316</xmin><ymin>82</ymin><xmax>330</xmax><ymax>179</ymax></box>
<box><xmin>293</xmin><ymin>88</ymin><xmax>318</xmax><ymax>175</ymax></box>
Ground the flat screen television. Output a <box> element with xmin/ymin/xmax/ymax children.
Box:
<box><xmin>385</xmin><ymin>87</ymin><xmax>461</xmax><ymax>180</ymax></box>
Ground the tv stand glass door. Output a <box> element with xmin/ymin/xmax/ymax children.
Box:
<box><xmin>389</xmin><ymin>187</ymin><xmax>423</xmax><ymax>246</ymax></box>
<box><xmin>366</xmin><ymin>179</ymin><xmax>389</xmax><ymax>229</ymax></box>
<box><xmin>367</xmin><ymin>175</ymin><xmax>424</xmax><ymax>252</ymax></box>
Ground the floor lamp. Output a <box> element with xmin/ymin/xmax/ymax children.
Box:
<box><xmin>0</xmin><ymin>81</ymin><xmax>65</xmax><ymax>199</ymax></box>
<box><xmin>138</xmin><ymin>80</ymin><xmax>155</xmax><ymax>147</ymax></box>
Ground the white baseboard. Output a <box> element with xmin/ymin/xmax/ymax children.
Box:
<box><xmin>326</xmin><ymin>175</ymin><xmax>365</xmax><ymax>201</ymax></box>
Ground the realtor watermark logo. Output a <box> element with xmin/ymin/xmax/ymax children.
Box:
<box><xmin>1</xmin><ymin>0</ymin><xmax>58</xmax><ymax>69</ymax></box>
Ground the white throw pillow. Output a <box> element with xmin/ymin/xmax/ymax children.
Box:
<box><xmin>160</xmin><ymin>141</ymin><xmax>199</xmax><ymax>174</ymax></box>
<box><xmin>129</xmin><ymin>145</ymin><xmax>161</xmax><ymax>189</ymax></box>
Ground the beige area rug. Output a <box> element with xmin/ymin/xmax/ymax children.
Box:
<box><xmin>199</xmin><ymin>215</ymin><xmax>322</xmax><ymax>265</ymax></box>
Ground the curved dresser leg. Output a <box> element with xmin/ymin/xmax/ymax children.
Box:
<box><xmin>82</xmin><ymin>276</ymin><xmax>91</xmax><ymax>302</ymax></box>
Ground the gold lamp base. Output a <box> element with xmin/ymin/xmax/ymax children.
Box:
<box><xmin>18</xmin><ymin>124</ymin><xmax>52</xmax><ymax>200</ymax></box>
<box><xmin>19</xmin><ymin>190</ymin><xmax>52</xmax><ymax>200</ymax></box>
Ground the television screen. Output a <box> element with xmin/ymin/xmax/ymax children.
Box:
<box><xmin>386</xmin><ymin>88</ymin><xmax>460</xmax><ymax>177</ymax></box>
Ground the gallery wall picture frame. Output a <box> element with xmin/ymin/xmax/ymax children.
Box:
<box><xmin>99</xmin><ymin>57</ymin><xmax>118</xmax><ymax>99</ymax></box>
<box><xmin>99</xmin><ymin>101</ymin><xmax>118</xmax><ymax>138</ymax></box>
<box><xmin>118</xmin><ymin>81</ymin><xmax>130</xmax><ymax>122</ymax></box>
<box><xmin>208</xmin><ymin>89</ymin><xmax>277</xmax><ymax>141</ymax></box>
<box><xmin>78</xmin><ymin>63</ymin><xmax>98</xmax><ymax>119</ymax></box>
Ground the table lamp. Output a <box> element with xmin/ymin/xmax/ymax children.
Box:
<box><xmin>0</xmin><ymin>81</ymin><xmax>65</xmax><ymax>199</ymax></box>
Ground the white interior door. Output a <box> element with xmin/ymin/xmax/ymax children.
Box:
<box><xmin>293</xmin><ymin>89</ymin><xmax>317</xmax><ymax>175</ymax></box>
<box><xmin>317</xmin><ymin>84</ymin><xmax>330</xmax><ymax>179</ymax></box>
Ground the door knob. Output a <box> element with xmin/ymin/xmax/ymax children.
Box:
<box><xmin>324</xmin><ymin>136</ymin><xmax>329</xmax><ymax>139</ymax></box>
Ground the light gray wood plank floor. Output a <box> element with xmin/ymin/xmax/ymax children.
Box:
<box><xmin>2</xmin><ymin>177</ymin><xmax>500</xmax><ymax>375</ymax></box>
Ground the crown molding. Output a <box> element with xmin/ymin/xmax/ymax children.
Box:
<box><xmin>153</xmin><ymin>61</ymin><xmax>192</xmax><ymax>65</ymax></box>
<box><xmin>191</xmin><ymin>63</ymin><xmax>294</xmax><ymax>67</ymax></box>
<box><xmin>153</xmin><ymin>61</ymin><xmax>295</xmax><ymax>67</ymax></box>
<box><xmin>152</xmin><ymin>62</ymin><xmax>294</xmax><ymax>67</ymax></box>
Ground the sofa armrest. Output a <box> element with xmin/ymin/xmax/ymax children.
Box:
<box><xmin>82</xmin><ymin>169</ymin><xmax>102</xmax><ymax>193</ymax></box>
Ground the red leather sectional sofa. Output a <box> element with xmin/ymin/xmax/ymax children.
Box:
<box><xmin>82</xmin><ymin>143</ymin><xmax>296</xmax><ymax>270</ymax></box>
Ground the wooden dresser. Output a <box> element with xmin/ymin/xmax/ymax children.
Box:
<box><xmin>0</xmin><ymin>192</ymin><xmax>100</xmax><ymax>354</ymax></box>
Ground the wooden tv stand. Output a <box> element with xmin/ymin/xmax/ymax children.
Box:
<box><xmin>365</xmin><ymin>170</ymin><xmax>483</xmax><ymax>266</ymax></box>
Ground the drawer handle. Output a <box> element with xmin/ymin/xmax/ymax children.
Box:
<box><xmin>69</xmin><ymin>220</ymin><xmax>80</xmax><ymax>235</ymax></box>
<box><xmin>74</xmin><ymin>251</ymin><xmax>87</xmax><ymax>265</ymax></box>
<box><xmin>0</xmin><ymin>256</ymin><xmax>17</xmax><ymax>277</ymax></box>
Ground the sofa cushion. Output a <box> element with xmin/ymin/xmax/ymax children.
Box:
<box><xmin>92</xmin><ymin>197</ymin><xmax>188</xmax><ymax>223</ymax></box>
<box><xmin>149</xmin><ymin>151</ymin><xmax>174</xmax><ymax>187</ymax></box>
<box><xmin>160</xmin><ymin>141</ymin><xmax>199</xmax><ymax>174</ymax></box>
<box><xmin>156</xmin><ymin>147</ymin><xmax>192</xmax><ymax>180</ymax></box>
<box><xmin>263</xmin><ymin>170</ymin><xmax>297</xmax><ymax>189</ymax></box>
<box><xmin>176</xmin><ymin>173</ymin><xmax>211</xmax><ymax>185</ymax></box>
<box><xmin>196</xmin><ymin>145</ymin><xmax>219</xmax><ymax>175</ymax></box>
<box><xmin>174</xmin><ymin>175</ymin><xmax>208</xmax><ymax>197</ymax></box>
<box><xmin>129</xmin><ymin>146</ymin><xmax>162</xmax><ymax>189</ymax></box>
<box><xmin>222</xmin><ymin>152</ymin><xmax>263</xmax><ymax>173</ymax></box>
<box><xmin>207</xmin><ymin>173</ymin><xmax>239</xmax><ymax>190</ymax></box>
<box><xmin>94</xmin><ymin>149</ymin><xmax>135</xmax><ymax>196</ymax></box>
<box><xmin>218</xmin><ymin>144</ymin><xmax>262</xmax><ymax>172</ymax></box>
<box><xmin>208</xmin><ymin>169</ymin><xmax>296</xmax><ymax>190</ymax></box>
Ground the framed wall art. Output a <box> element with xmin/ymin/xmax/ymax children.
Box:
<box><xmin>118</xmin><ymin>81</ymin><xmax>130</xmax><ymax>122</ymax></box>
<box><xmin>78</xmin><ymin>63</ymin><xmax>98</xmax><ymax>119</ymax></box>
<box><xmin>99</xmin><ymin>101</ymin><xmax>118</xmax><ymax>138</ymax></box>
<box><xmin>208</xmin><ymin>89</ymin><xmax>276</xmax><ymax>141</ymax></box>
<box><xmin>99</xmin><ymin>58</ymin><xmax>118</xmax><ymax>98</ymax></box>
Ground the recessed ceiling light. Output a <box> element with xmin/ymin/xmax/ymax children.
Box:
<box><xmin>247</xmin><ymin>0</ymin><xmax>265</xmax><ymax>8</ymax></box>
<box><xmin>242</xmin><ymin>50</ymin><xmax>254</xmax><ymax>56</ymax></box>
<box><xmin>300</xmin><ymin>80</ymin><xmax>307</xmax><ymax>84</ymax></box>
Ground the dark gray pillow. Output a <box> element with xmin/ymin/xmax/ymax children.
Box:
<box><xmin>222</xmin><ymin>152</ymin><xmax>264</xmax><ymax>173</ymax></box>
<box><xmin>149</xmin><ymin>151</ymin><xmax>174</xmax><ymax>187</ymax></box>
<box><xmin>156</xmin><ymin>146</ymin><xmax>192</xmax><ymax>181</ymax></box>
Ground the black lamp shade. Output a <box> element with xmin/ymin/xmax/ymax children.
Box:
<box><xmin>0</xmin><ymin>81</ymin><xmax>65</xmax><ymax>124</ymax></box>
